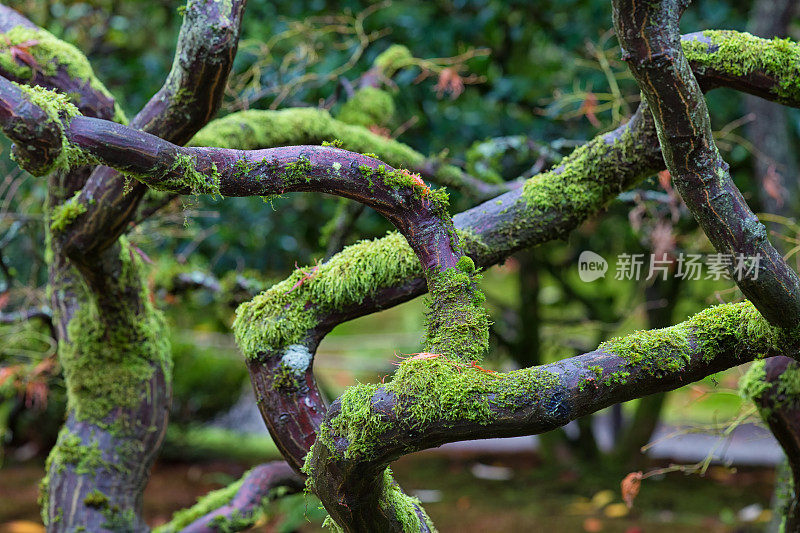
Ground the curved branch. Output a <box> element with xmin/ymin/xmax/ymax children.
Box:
<box><xmin>0</xmin><ymin>6</ymin><xmax>123</xmax><ymax>121</ymax></box>
<box><xmin>63</xmin><ymin>0</ymin><xmax>247</xmax><ymax>259</ymax></box>
<box><xmin>742</xmin><ymin>356</ymin><xmax>800</xmax><ymax>530</ymax></box>
<box><xmin>189</xmin><ymin>107</ymin><xmax>508</xmax><ymax>199</ymax></box>
<box><xmin>304</xmin><ymin>302</ymin><xmax>796</xmax><ymax>531</ymax></box>
<box><xmin>155</xmin><ymin>461</ymin><xmax>304</xmax><ymax>533</ymax></box>
<box><xmin>613</xmin><ymin>0</ymin><xmax>800</xmax><ymax>330</ymax></box>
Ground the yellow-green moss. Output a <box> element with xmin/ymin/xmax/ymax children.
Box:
<box><xmin>682</xmin><ymin>30</ymin><xmax>800</xmax><ymax>103</ymax></box>
<box><xmin>424</xmin><ymin>266</ymin><xmax>489</xmax><ymax>361</ymax></box>
<box><xmin>336</xmin><ymin>87</ymin><xmax>395</xmax><ymax>128</ymax></box>
<box><xmin>310</xmin><ymin>356</ymin><xmax>560</xmax><ymax>462</ymax></box>
<box><xmin>38</xmin><ymin>428</ymin><xmax>120</xmax><ymax>523</ymax></box>
<box><xmin>160</xmin><ymin>153</ymin><xmax>222</xmax><ymax>197</ymax></box>
<box><xmin>522</xmin><ymin>125</ymin><xmax>643</xmax><ymax>220</ymax></box>
<box><xmin>59</xmin><ymin>238</ymin><xmax>172</xmax><ymax>426</ymax></box>
<box><xmin>10</xmin><ymin>83</ymin><xmax>97</xmax><ymax>175</ymax></box>
<box><xmin>50</xmin><ymin>190</ymin><xmax>87</xmax><ymax>232</ymax></box>
<box><xmin>600</xmin><ymin>302</ymin><xmax>783</xmax><ymax>376</ymax></box>
<box><xmin>0</xmin><ymin>26</ymin><xmax>127</xmax><ymax>123</ymax></box>
<box><xmin>189</xmin><ymin>108</ymin><xmax>469</xmax><ymax>190</ymax></box>
<box><xmin>234</xmin><ymin>231</ymin><xmax>423</xmax><ymax>358</ymax></box>
<box><xmin>83</xmin><ymin>489</ymin><xmax>109</xmax><ymax>509</ymax></box>
<box><xmin>154</xmin><ymin>469</ymin><xmax>274</xmax><ymax>533</ymax></box>
<box><xmin>374</xmin><ymin>44</ymin><xmax>414</xmax><ymax>77</ymax></box>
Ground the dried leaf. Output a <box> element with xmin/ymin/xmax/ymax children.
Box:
<box><xmin>435</xmin><ymin>68</ymin><xmax>464</xmax><ymax>99</ymax></box>
<box><xmin>762</xmin><ymin>164</ymin><xmax>785</xmax><ymax>208</ymax></box>
<box><xmin>657</xmin><ymin>170</ymin><xmax>672</xmax><ymax>192</ymax></box>
<box><xmin>621</xmin><ymin>471</ymin><xmax>643</xmax><ymax>508</ymax></box>
<box><xmin>580</xmin><ymin>93</ymin><xmax>601</xmax><ymax>127</ymax></box>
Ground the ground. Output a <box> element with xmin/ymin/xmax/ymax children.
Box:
<box><xmin>0</xmin><ymin>451</ymin><xmax>776</xmax><ymax>532</ymax></box>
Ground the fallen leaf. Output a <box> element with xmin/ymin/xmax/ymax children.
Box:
<box><xmin>621</xmin><ymin>471</ymin><xmax>643</xmax><ymax>508</ymax></box>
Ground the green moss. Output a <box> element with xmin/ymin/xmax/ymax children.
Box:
<box><xmin>314</xmin><ymin>356</ymin><xmax>560</xmax><ymax>461</ymax></box>
<box><xmin>189</xmin><ymin>108</ymin><xmax>468</xmax><ymax>190</ymax></box>
<box><xmin>740</xmin><ymin>359</ymin><xmax>800</xmax><ymax>419</ymax></box>
<box><xmin>234</xmin><ymin>231</ymin><xmax>423</xmax><ymax>358</ymax></box>
<box><xmin>601</xmin><ymin>302</ymin><xmax>783</xmax><ymax>377</ymax></box>
<box><xmin>50</xmin><ymin>190</ymin><xmax>87</xmax><ymax>232</ymax></box>
<box><xmin>424</xmin><ymin>267</ymin><xmax>489</xmax><ymax>361</ymax></box>
<box><xmin>379</xmin><ymin>468</ymin><xmax>434</xmax><ymax>533</ymax></box>
<box><xmin>336</xmin><ymin>87</ymin><xmax>395</xmax><ymax>128</ymax></box>
<box><xmin>10</xmin><ymin>83</ymin><xmax>96</xmax><ymax>175</ymax></box>
<box><xmin>465</xmin><ymin>135</ymin><xmax>539</xmax><ymax>184</ymax></box>
<box><xmin>83</xmin><ymin>489</ymin><xmax>109</xmax><ymax>509</ymax></box>
<box><xmin>38</xmin><ymin>428</ymin><xmax>120</xmax><ymax>522</ymax></box>
<box><xmin>59</xmin><ymin>237</ymin><xmax>172</xmax><ymax>427</ymax></box>
<box><xmin>739</xmin><ymin>360</ymin><xmax>769</xmax><ymax>403</ymax></box>
<box><xmin>374</xmin><ymin>44</ymin><xmax>414</xmax><ymax>77</ymax></box>
<box><xmin>521</xmin><ymin>125</ymin><xmax>643</xmax><ymax>221</ymax></box>
<box><xmin>155</xmin><ymin>467</ymin><xmax>284</xmax><ymax>533</ymax></box>
<box><xmin>682</xmin><ymin>30</ymin><xmax>800</xmax><ymax>103</ymax></box>
<box><xmin>0</xmin><ymin>26</ymin><xmax>127</xmax><ymax>122</ymax></box>
<box><xmin>154</xmin><ymin>153</ymin><xmax>222</xmax><ymax>198</ymax></box>
<box><xmin>310</xmin><ymin>301</ymin><xmax>788</xmax><ymax>466</ymax></box>
<box><xmin>155</xmin><ymin>475</ymin><xmax>243</xmax><ymax>532</ymax></box>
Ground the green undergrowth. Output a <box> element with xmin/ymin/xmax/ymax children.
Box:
<box><xmin>682</xmin><ymin>30</ymin><xmax>800</xmax><ymax>103</ymax></box>
<box><xmin>0</xmin><ymin>26</ymin><xmax>126</xmax><ymax>122</ymax></box>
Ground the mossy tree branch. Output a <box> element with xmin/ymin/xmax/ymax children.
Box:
<box><xmin>61</xmin><ymin>0</ymin><xmax>248</xmax><ymax>261</ymax></box>
<box><xmin>189</xmin><ymin>107</ymin><xmax>510</xmax><ymax>200</ymax></box>
<box><xmin>304</xmin><ymin>302</ymin><xmax>797</xmax><ymax>531</ymax></box>
<box><xmin>613</xmin><ymin>0</ymin><xmax>800</xmax><ymax>330</ymax></box>
<box><xmin>0</xmin><ymin>5</ymin><xmax>124</xmax><ymax>121</ymax></box>
<box><xmin>741</xmin><ymin>356</ymin><xmax>800</xmax><ymax>531</ymax></box>
<box><xmin>0</xmin><ymin>2</ymin><xmax>248</xmax><ymax>530</ymax></box>
<box><xmin>154</xmin><ymin>461</ymin><xmax>304</xmax><ymax>533</ymax></box>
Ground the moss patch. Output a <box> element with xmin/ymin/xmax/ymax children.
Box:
<box><xmin>234</xmin><ymin>231</ymin><xmax>423</xmax><ymax>358</ymax></box>
<box><xmin>374</xmin><ymin>45</ymin><xmax>414</xmax><ymax>77</ymax></box>
<box><xmin>59</xmin><ymin>237</ymin><xmax>172</xmax><ymax>426</ymax></box>
<box><xmin>50</xmin><ymin>190</ymin><xmax>87</xmax><ymax>232</ymax></box>
<box><xmin>682</xmin><ymin>30</ymin><xmax>800</xmax><ymax>103</ymax></box>
<box><xmin>336</xmin><ymin>87</ymin><xmax>395</xmax><ymax>128</ymax></box>
<box><xmin>0</xmin><ymin>25</ymin><xmax>126</xmax><ymax>122</ymax></box>
<box><xmin>600</xmin><ymin>302</ymin><xmax>782</xmax><ymax>376</ymax></box>
<box><xmin>424</xmin><ymin>266</ymin><xmax>489</xmax><ymax>361</ymax></box>
<box><xmin>311</xmin><ymin>356</ymin><xmax>560</xmax><ymax>462</ymax></box>
<box><xmin>522</xmin><ymin>125</ymin><xmax>643</xmax><ymax>221</ymax></box>
<box><xmin>189</xmin><ymin>108</ymin><xmax>469</xmax><ymax>190</ymax></box>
